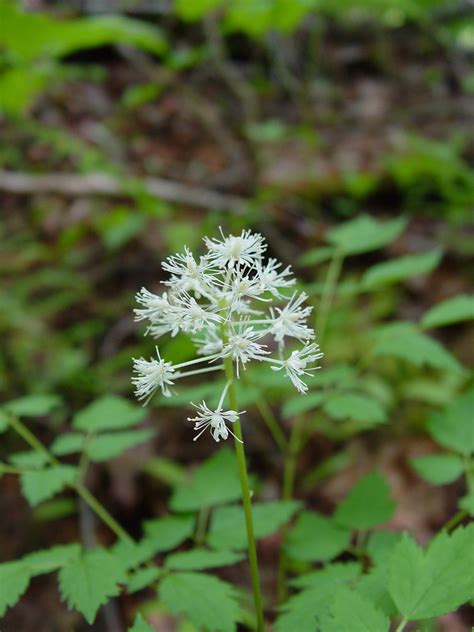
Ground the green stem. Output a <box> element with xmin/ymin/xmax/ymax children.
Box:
<box><xmin>195</xmin><ymin>506</ymin><xmax>210</xmax><ymax>546</ymax></box>
<box><xmin>224</xmin><ymin>356</ymin><xmax>265</xmax><ymax>632</ymax></box>
<box><xmin>315</xmin><ymin>247</ymin><xmax>345</xmax><ymax>343</ymax></box>
<box><xmin>254</xmin><ymin>396</ymin><xmax>287</xmax><ymax>453</ymax></box>
<box><xmin>7</xmin><ymin>414</ymin><xmax>133</xmax><ymax>544</ymax></box>
<box><xmin>395</xmin><ymin>617</ymin><xmax>408</xmax><ymax>632</ymax></box>
<box><xmin>443</xmin><ymin>509</ymin><xmax>468</xmax><ymax>533</ymax></box>
<box><xmin>277</xmin><ymin>414</ymin><xmax>304</xmax><ymax>603</ymax></box>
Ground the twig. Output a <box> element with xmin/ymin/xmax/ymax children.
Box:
<box><xmin>0</xmin><ymin>170</ymin><xmax>247</xmax><ymax>214</ymax></box>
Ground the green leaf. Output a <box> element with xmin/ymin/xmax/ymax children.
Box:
<box><xmin>112</xmin><ymin>538</ymin><xmax>161</xmax><ymax>571</ymax></box>
<box><xmin>317</xmin><ymin>588</ymin><xmax>390</xmax><ymax>632</ymax></box>
<box><xmin>327</xmin><ymin>215</ymin><xmax>407</xmax><ymax>256</ymax></box>
<box><xmin>363</xmin><ymin>250</ymin><xmax>442</xmax><ymax>288</ymax></box>
<box><xmin>298</xmin><ymin>246</ymin><xmax>334</xmax><ymax>266</ymax></box>
<box><xmin>73</xmin><ymin>395</ymin><xmax>146</xmax><ymax>431</ymax></box>
<box><xmin>142</xmin><ymin>457</ymin><xmax>188</xmax><ymax>487</ymax></box>
<box><xmin>4</xmin><ymin>394</ymin><xmax>61</xmax><ymax>417</ymax></box>
<box><xmin>23</xmin><ymin>544</ymin><xmax>81</xmax><ymax>576</ymax></box>
<box><xmin>421</xmin><ymin>294</ymin><xmax>474</xmax><ymax>329</ymax></box>
<box><xmin>389</xmin><ymin>525</ymin><xmax>474</xmax><ymax>620</ymax></box>
<box><xmin>459</xmin><ymin>493</ymin><xmax>474</xmax><ymax>516</ymax></box>
<box><xmin>143</xmin><ymin>515</ymin><xmax>195</xmax><ymax>552</ymax></box>
<box><xmin>282</xmin><ymin>391</ymin><xmax>324</xmax><ymax>418</ymax></box>
<box><xmin>275</xmin><ymin>564</ymin><xmax>361</xmax><ymax>632</ymax></box>
<box><xmin>127</xmin><ymin>567</ymin><xmax>161</xmax><ymax>593</ymax></box>
<box><xmin>128</xmin><ymin>613</ymin><xmax>155</xmax><ymax>632</ymax></box>
<box><xmin>333</xmin><ymin>472</ymin><xmax>395</xmax><ymax>530</ymax></box>
<box><xmin>87</xmin><ymin>430</ymin><xmax>155</xmax><ymax>461</ymax></box>
<box><xmin>208</xmin><ymin>500</ymin><xmax>301</xmax><ymax>550</ymax></box>
<box><xmin>170</xmin><ymin>448</ymin><xmax>242</xmax><ymax>512</ymax></box>
<box><xmin>427</xmin><ymin>389</ymin><xmax>474</xmax><ymax>455</ymax></box>
<box><xmin>165</xmin><ymin>548</ymin><xmax>244</xmax><ymax>571</ymax></box>
<box><xmin>285</xmin><ymin>511</ymin><xmax>351</xmax><ymax>562</ymax></box>
<box><xmin>356</xmin><ymin>563</ymin><xmax>397</xmax><ymax>617</ymax></box>
<box><xmin>372</xmin><ymin>324</ymin><xmax>463</xmax><ymax>373</ymax></box>
<box><xmin>159</xmin><ymin>572</ymin><xmax>240</xmax><ymax>632</ymax></box>
<box><xmin>0</xmin><ymin>409</ymin><xmax>9</xmax><ymax>433</ymax></box>
<box><xmin>9</xmin><ymin>450</ymin><xmax>49</xmax><ymax>468</ymax></box>
<box><xmin>323</xmin><ymin>393</ymin><xmax>387</xmax><ymax>426</ymax></box>
<box><xmin>0</xmin><ymin>561</ymin><xmax>32</xmax><ymax>616</ymax></box>
<box><xmin>21</xmin><ymin>465</ymin><xmax>77</xmax><ymax>506</ymax></box>
<box><xmin>410</xmin><ymin>454</ymin><xmax>464</xmax><ymax>485</ymax></box>
<box><xmin>59</xmin><ymin>548</ymin><xmax>126</xmax><ymax>624</ymax></box>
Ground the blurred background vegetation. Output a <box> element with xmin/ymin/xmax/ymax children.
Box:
<box><xmin>0</xmin><ymin>0</ymin><xmax>473</xmax><ymax>630</ymax></box>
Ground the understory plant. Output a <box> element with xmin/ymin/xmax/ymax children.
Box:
<box><xmin>1</xmin><ymin>219</ymin><xmax>473</xmax><ymax>632</ymax></box>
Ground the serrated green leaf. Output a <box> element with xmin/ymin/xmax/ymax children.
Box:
<box><xmin>208</xmin><ymin>500</ymin><xmax>301</xmax><ymax>550</ymax></box>
<box><xmin>143</xmin><ymin>515</ymin><xmax>195</xmax><ymax>552</ymax></box>
<box><xmin>51</xmin><ymin>433</ymin><xmax>86</xmax><ymax>456</ymax></box>
<box><xmin>363</xmin><ymin>250</ymin><xmax>441</xmax><ymax>288</ymax></box>
<box><xmin>170</xmin><ymin>448</ymin><xmax>242</xmax><ymax>512</ymax></box>
<box><xmin>427</xmin><ymin>389</ymin><xmax>474</xmax><ymax>455</ymax></box>
<box><xmin>366</xmin><ymin>531</ymin><xmax>402</xmax><ymax>565</ymax></box>
<box><xmin>4</xmin><ymin>394</ymin><xmax>61</xmax><ymax>417</ymax></box>
<box><xmin>421</xmin><ymin>294</ymin><xmax>474</xmax><ymax>329</ymax></box>
<box><xmin>282</xmin><ymin>391</ymin><xmax>324</xmax><ymax>418</ymax></box>
<box><xmin>275</xmin><ymin>564</ymin><xmax>361</xmax><ymax>632</ymax></box>
<box><xmin>0</xmin><ymin>561</ymin><xmax>32</xmax><ymax>616</ymax></box>
<box><xmin>87</xmin><ymin>429</ymin><xmax>155</xmax><ymax>461</ymax></box>
<box><xmin>73</xmin><ymin>395</ymin><xmax>146</xmax><ymax>431</ymax></box>
<box><xmin>165</xmin><ymin>548</ymin><xmax>244</xmax><ymax>571</ymax></box>
<box><xmin>285</xmin><ymin>511</ymin><xmax>350</xmax><ymax>562</ymax></box>
<box><xmin>372</xmin><ymin>325</ymin><xmax>463</xmax><ymax>373</ymax></box>
<box><xmin>59</xmin><ymin>548</ymin><xmax>126</xmax><ymax>624</ymax></box>
<box><xmin>128</xmin><ymin>613</ymin><xmax>155</xmax><ymax>632</ymax></box>
<box><xmin>326</xmin><ymin>215</ymin><xmax>407</xmax><ymax>256</ymax></box>
<box><xmin>112</xmin><ymin>538</ymin><xmax>160</xmax><ymax>571</ymax></box>
<box><xmin>317</xmin><ymin>587</ymin><xmax>390</xmax><ymax>632</ymax></box>
<box><xmin>21</xmin><ymin>465</ymin><xmax>77</xmax><ymax>506</ymax></box>
<box><xmin>389</xmin><ymin>525</ymin><xmax>474</xmax><ymax>620</ymax></box>
<box><xmin>159</xmin><ymin>572</ymin><xmax>240</xmax><ymax>632</ymax></box>
<box><xmin>323</xmin><ymin>392</ymin><xmax>387</xmax><ymax>426</ymax></box>
<box><xmin>356</xmin><ymin>563</ymin><xmax>397</xmax><ymax>617</ymax></box>
<box><xmin>127</xmin><ymin>567</ymin><xmax>161</xmax><ymax>593</ymax></box>
<box><xmin>333</xmin><ymin>472</ymin><xmax>395</xmax><ymax>531</ymax></box>
<box><xmin>23</xmin><ymin>544</ymin><xmax>81</xmax><ymax>576</ymax></box>
<box><xmin>410</xmin><ymin>454</ymin><xmax>464</xmax><ymax>485</ymax></box>
<box><xmin>9</xmin><ymin>450</ymin><xmax>49</xmax><ymax>468</ymax></box>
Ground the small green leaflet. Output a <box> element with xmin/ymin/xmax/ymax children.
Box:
<box><xmin>128</xmin><ymin>613</ymin><xmax>155</xmax><ymax>632</ymax></box>
<box><xmin>371</xmin><ymin>324</ymin><xmax>463</xmax><ymax>373</ymax></box>
<box><xmin>410</xmin><ymin>454</ymin><xmax>464</xmax><ymax>485</ymax></box>
<box><xmin>421</xmin><ymin>294</ymin><xmax>474</xmax><ymax>329</ymax></box>
<box><xmin>165</xmin><ymin>548</ymin><xmax>245</xmax><ymax>571</ymax></box>
<box><xmin>159</xmin><ymin>572</ymin><xmax>240</xmax><ymax>632</ymax></box>
<box><xmin>333</xmin><ymin>472</ymin><xmax>395</xmax><ymax>531</ymax></box>
<box><xmin>389</xmin><ymin>524</ymin><xmax>474</xmax><ymax>620</ymax></box>
<box><xmin>21</xmin><ymin>465</ymin><xmax>77</xmax><ymax>506</ymax></box>
<box><xmin>208</xmin><ymin>500</ymin><xmax>301</xmax><ymax>550</ymax></box>
<box><xmin>51</xmin><ymin>429</ymin><xmax>154</xmax><ymax>461</ymax></box>
<box><xmin>323</xmin><ymin>392</ymin><xmax>387</xmax><ymax>426</ymax></box>
<box><xmin>362</xmin><ymin>250</ymin><xmax>441</xmax><ymax>288</ymax></box>
<box><xmin>73</xmin><ymin>395</ymin><xmax>147</xmax><ymax>431</ymax></box>
<box><xmin>326</xmin><ymin>215</ymin><xmax>407</xmax><ymax>256</ymax></box>
<box><xmin>142</xmin><ymin>515</ymin><xmax>195</xmax><ymax>552</ymax></box>
<box><xmin>59</xmin><ymin>548</ymin><xmax>127</xmax><ymax>624</ymax></box>
<box><xmin>9</xmin><ymin>450</ymin><xmax>49</xmax><ymax>467</ymax></box>
<box><xmin>356</xmin><ymin>563</ymin><xmax>397</xmax><ymax>617</ymax></box>
<box><xmin>459</xmin><ymin>493</ymin><xmax>474</xmax><ymax>516</ymax></box>
<box><xmin>285</xmin><ymin>511</ymin><xmax>350</xmax><ymax>562</ymax></box>
<box><xmin>170</xmin><ymin>448</ymin><xmax>242</xmax><ymax>512</ymax></box>
<box><xmin>4</xmin><ymin>394</ymin><xmax>62</xmax><ymax>417</ymax></box>
<box><xmin>22</xmin><ymin>544</ymin><xmax>81</xmax><ymax>576</ymax></box>
<box><xmin>127</xmin><ymin>567</ymin><xmax>161</xmax><ymax>593</ymax></box>
<box><xmin>316</xmin><ymin>587</ymin><xmax>390</xmax><ymax>632</ymax></box>
<box><xmin>142</xmin><ymin>457</ymin><xmax>188</xmax><ymax>487</ymax></box>
<box><xmin>282</xmin><ymin>391</ymin><xmax>324</xmax><ymax>418</ymax></box>
<box><xmin>298</xmin><ymin>246</ymin><xmax>334</xmax><ymax>267</ymax></box>
<box><xmin>0</xmin><ymin>561</ymin><xmax>32</xmax><ymax>616</ymax></box>
<box><xmin>427</xmin><ymin>389</ymin><xmax>474</xmax><ymax>456</ymax></box>
<box><xmin>275</xmin><ymin>564</ymin><xmax>361</xmax><ymax>632</ymax></box>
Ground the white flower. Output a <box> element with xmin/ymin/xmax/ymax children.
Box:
<box><xmin>204</xmin><ymin>228</ymin><xmax>266</xmax><ymax>269</ymax></box>
<box><xmin>193</xmin><ymin>329</ymin><xmax>225</xmax><ymax>356</ymax></box>
<box><xmin>272</xmin><ymin>343</ymin><xmax>323</xmax><ymax>393</ymax></box>
<box><xmin>132</xmin><ymin>348</ymin><xmax>176</xmax><ymax>401</ymax></box>
<box><xmin>269</xmin><ymin>291</ymin><xmax>314</xmax><ymax>346</ymax></box>
<box><xmin>189</xmin><ymin>401</ymin><xmax>244</xmax><ymax>442</ymax></box>
<box><xmin>256</xmin><ymin>258</ymin><xmax>295</xmax><ymax>297</ymax></box>
<box><xmin>162</xmin><ymin>247</ymin><xmax>217</xmax><ymax>296</ymax></box>
<box><xmin>175</xmin><ymin>292</ymin><xmax>223</xmax><ymax>334</ymax></box>
<box><xmin>222</xmin><ymin>327</ymin><xmax>269</xmax><ymax>376</ymax></box>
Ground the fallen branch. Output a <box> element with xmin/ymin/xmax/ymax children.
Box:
<box><xmin>0</xmin><ymin>171</ymin><xmax>247</xmax><ymax>214</ymax></box>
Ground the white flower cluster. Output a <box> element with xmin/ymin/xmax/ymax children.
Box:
<box><xmin>132</xmin><ymin>229</ymin><xmax>323</xmax><ymax>442</ymax></box>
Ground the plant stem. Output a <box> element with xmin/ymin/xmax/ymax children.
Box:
<box><xmin>254</xmin><ymin>396</ymin><xmax>287</xmax><ymax>453</ymax></box>
<box><xmin>315</xmin><ymin>247</ymin><xmax>345</xmax><ymax>343</ymax></box>
<box><xmin>395</xmin><ymin>617</ymin><xmax>408</xmax><ymax>632</ymax></box>
<box><xmin>277</xmin><ymin>414</ymin><xmax>304</xmax><ymax>603</ymax></box>
<box><xmin>224</xmin><ymin>355</ymin><xmax>265</xmax><ymax>632</ymax></box>
<box><xmin>7</xmin><ymin>414</ymin><xmax>133</xmax><ymax>543</ymax></box>
<box><xmin>442</xmin><ymin>509</ymin><xmax>468</xmax><ymax>533</ymax></box>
